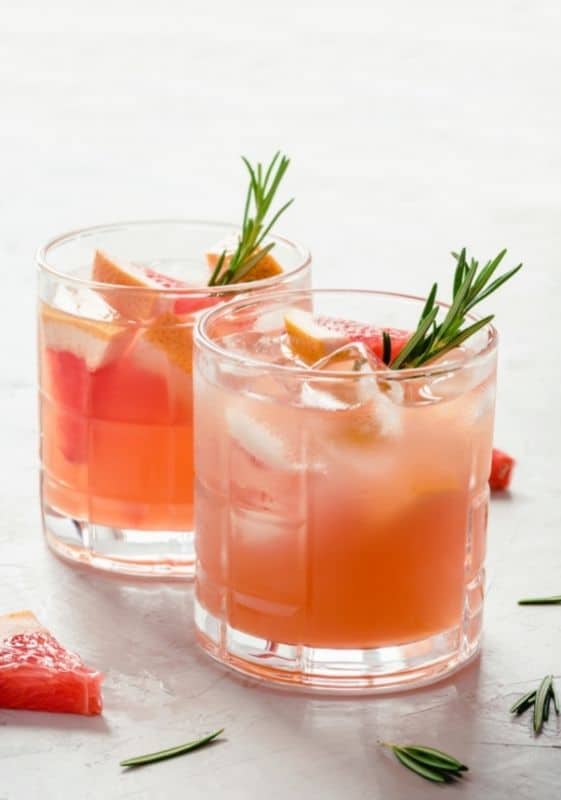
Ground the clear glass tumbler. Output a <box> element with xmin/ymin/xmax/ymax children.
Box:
<box><xmin>194</xmin><ymin>289</ymin><xmax>497</xmax><ymax>691</ymax></box>
<box><xmin>37</xmin><ymin>220</ymin><xmax>311</xmax><ymax>578</ymax></box>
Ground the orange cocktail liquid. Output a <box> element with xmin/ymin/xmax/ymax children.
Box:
<box><xmin>40</xmin><ymin>318</ymin><xmax>194</xmax><ymax>532</ymax></box>
<box><xmin>195</xmin><ymin>369</ymin><xmax>494</xmax><ymax>649</ymax></box>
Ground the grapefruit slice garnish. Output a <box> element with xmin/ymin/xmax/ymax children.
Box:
<box><xmin>206</xmin><ymin>238</ymin><xmax>283</xmax><ymax>284</ymax></box>
<box><xmin>284</xmin><ymin>309</ymin><xmax>351</xmax><ymax>364</ymax></box>
<box><xmin>0</xmin><ymin>611</ymin><xmax>103</xmax><ymax>715</ymax></box>
<box><xmin>92</xmin><ymin>249</ymin><xmax>166</xmax><ymax>320</ymax></box>
<box><xmin>93</xmin><ymin>250</ymin><xmax>216</xmax><ymax>317</ymax></box>
<box><xmin>284</xmin><ymin>310</ymin><xmax>411</xmax><ymax>366</ymax></box>
<box><xmin>315</xmin><ymin>316</ymin><xmax>410</xmax><ymax>362</ymax></box>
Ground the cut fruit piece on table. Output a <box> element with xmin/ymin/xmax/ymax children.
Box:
<box><xmin>284</xmin><ymin>309</ymin><xmax>351</xmax><ymax>364</ymax></box>
<box><xmin>315</xmin><ymin>316</ymin><xmax>410</xmax><ymax>363</ymax></box>
<box><xmin>489</xmin><ymin>448</ymin><xmax>515</xmax><ymax>491</ymax></box>
<box><xmin>206</xmin><ymin>239</ymin><xmax>283</xmax><ymax>283</ymax></box>
<box><xmin>0</xmin><ymin>611</ymin><xmax>103</xmax><ymax>715</ymax></box>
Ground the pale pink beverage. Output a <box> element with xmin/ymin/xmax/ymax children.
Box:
<box><xmin>194</xmin><ymin>289</ymin><xmax>496</xmax><ymax>691</ymax></box>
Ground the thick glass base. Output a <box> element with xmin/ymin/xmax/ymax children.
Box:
<box><xmin>42</xmin><ymin>501</ymin><xmax>195</xmax><ymax>579</ymax></box>
<box><xmin>195</xmin><ymin>598</ymin><xmax>483</xmax><ymax>693</ymax></box>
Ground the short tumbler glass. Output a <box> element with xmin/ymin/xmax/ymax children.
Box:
<box><xmin>37</xmin><ymin>220</ymin><xmax>311</xmax><ymax>578</ymax></box>
<box><xmin>194</xmin><ymin>289</ymin><xmax>497</xmax><ymax>691</ymax></box>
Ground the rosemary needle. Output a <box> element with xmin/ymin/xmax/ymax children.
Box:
<box><xmin>518</xmin><ymin>595</ymin><xmax>561</xmax><ymax>606</ymax></box>
<box><xmin>534</xmin><ymin>676</ymin><xmax>554</xmax><ymax>734</ymax></box>
<box><xmin>509</xmin><ymin>689</ymin><xmax>536</xmax><ymax>715</ymax></box>
<box><xmin>120</xmin><ymin>728</ymin><xmax>224</xmax><ymax>768</ymax></box>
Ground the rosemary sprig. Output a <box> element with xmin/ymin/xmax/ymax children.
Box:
<box><xmin>120</xmin><ymin>728</ymin><xmax>224</xmax><ymax>768</ymax></box>
<box><xmin>380</xmin><ymin>742</ymin><xmax>468</xmax><ymax>784</ymax></box>
<box><xmin>208</xmin><ymin>152</ymin><xmax>293</xmax><ymax>286</ymax></box>
<box><xmin>509</xmin><ymin>676</ymin><xmax>560</xmax><ymax>734</ymax></box>
<box><xmin>518</xmin><ymin>595</ymin><xmax>561</xmax><ymax>606</ymax></box>
<box><xmin>390</xmin><ymin>248</ymin><xmax>522</xmax><ymax>370</ymax></box>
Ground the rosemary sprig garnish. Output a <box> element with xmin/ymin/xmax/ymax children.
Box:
<box><xmin>518</xmin><ymin>595</ymin><xmax>561</xmax><ymax>605</ymax></box>
<box><xmin>208</xmin><ymin>152</ymin><xmax>293</xmax><ymax>286</ymax></box>
<box><xmin>509</xmin><ymin>676</ymin><xmax>560</xmax><ymax>734</ymax></box>
<box><xmin>390</xmin><ymin>248</ymin><xmax>522</xmax><ymax>369</ymax></box>
<box><xmin>380</xmin><ymin>742</ymin><xmax>468</xmax><ymax>784</ymax></box>
<box><xmin>119</xmin><ymin>728</ymin><xmax>224</xmax><ymax>768</ymax></box>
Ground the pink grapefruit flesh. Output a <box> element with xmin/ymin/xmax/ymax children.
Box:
<box><xmin>0</xmin><ymin>611</ymin><xmax>103</xmax><ymax>715</ymax></box>
<box><xmin>315</xmin><ymin>316</ymin><xmax>410</xmax><ymax>362</ymax></box>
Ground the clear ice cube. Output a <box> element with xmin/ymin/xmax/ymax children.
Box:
<box><xmin>302</xmin><ymin>343</ymin><xmax>402</xmax><ymax>437</ymax></box>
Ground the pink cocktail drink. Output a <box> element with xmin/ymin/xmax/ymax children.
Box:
<box><xmin>38</xmin><ymin>221</ymin><xmax>310</xmax><ymax>577</ymax></box>
<box><xmin>194</xmin><ymin>289</ymin><xmax>497</xmax><ymax>690</ymax></box>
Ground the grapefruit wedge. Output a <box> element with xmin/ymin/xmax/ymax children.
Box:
<box><xmin>142</xmin><ymin>311</ymin><xmax>193</xmax><ymax>375</ymax></box>
<box><xmin>315</xmin><ymin>316</ymin><xmax>410</xmax><ymax>363</ymax></box>
<box><xmin>284</xmin><ymin>309</ymin><xmax>350</xmax><ymax>364</ymax></box>
<box><xmin>0</xmin><ymin>611</ymin><xmax>103</xmax><ymax>715</ymax></box>
<box><xmin>93</xmin><ymin>250</ymin><xmax>216</xmax><ymax>318</ymax></box>
<box><xmin>284</xmin><ymin>309</ymin><xmax>410</xmax><ymax>365</ymax></box>
<box><xmin>206</xmin><ymin>238</ymin><xmax>283</xmax><ymax>283</ymax></box>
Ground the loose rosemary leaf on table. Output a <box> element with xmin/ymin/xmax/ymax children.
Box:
<box><xmin>510</xmin><ymin>675</ymin><xmax>560</xmax><ymax>734</ymax></box>
<box><xmin>208</xmin><ymin>152</ymin><xmax>294</xmax><ymax>287</ymax></box>
<box><xmin>380</xmin><ymin>741</ymin><xmax>468</xmax><ymax>784</ymax></box>
<box><xmin>518</xmin><ymin>595</ymin><xmax>561</xmax><ymax>606</ymax></box>
<box><xmin>120</xmin><ymin>728</ymin><xmax>224</xmax><ymax>768</ymax></box>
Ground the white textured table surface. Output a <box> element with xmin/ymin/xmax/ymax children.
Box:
<box><xmin>2</xmin><ymin>2</ymin><xmax>561</xmax><ymax>798</ymax></box>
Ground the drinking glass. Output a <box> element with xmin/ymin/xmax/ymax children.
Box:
<box><xmin>37</xmin><ymin>220</ymin><xmax>311</xmax><ymax>577</ymax></box>
<box><xmin>194</xmin><ymin>289</ymin><xmax>496</xmax><ymax>691</ymax></box>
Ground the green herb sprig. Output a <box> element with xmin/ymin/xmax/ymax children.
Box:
<box><xmin>510</xmin><ymin>676</ymin><xmax>560</xmax><ymax>734</ymax></box>
<box><xmin>120</xmin><ymin>728</ymin><xmax>224</xmax><ymax>769</ymax></box>
<box><xmin>380</xmin><ymin>741</ymin><xmax>468</xmax><ymax>784</ymax></box>
<box><xmin>390</xmin><ymin>248</ymin><xmax>522</xmax><ymax>370</ymax></box>
<box><xmin>518</xmin><ymin>595</ymin><xmax>561</xmax><ymax>606</ymax></box>
<box><xmin>208</xmin><ymin>152</ymin><xmax>293</xmax><ymax>286</ymax></box>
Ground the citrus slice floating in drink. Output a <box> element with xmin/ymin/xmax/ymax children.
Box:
<box><xmin>315</xmin><ymin>316</ymin><xmax>410</xmax><ymax>362</ymax></box>
<box><xmin>284</xmin><ymin>309</ymin><xmax>350</xmax><ymax>364</ymax></box>
<box><xmin>0</xmin><ymin>611</ymin><xmax>103</xmax><ymax>715</ymax></box>
<box><xmin>93</xmin><ymin>250</ymin><xmax>216</xmax><ymax>317</ymax></box>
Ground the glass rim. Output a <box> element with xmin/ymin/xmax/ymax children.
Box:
<box><xmin>35</xmin><ymin>218</ymin><xmax>312</xmax><ymax>296</ymax></box>
<box><xmin>195</xmin><ymin>287</ymin><xmax>498</xmax><ymax>380</ymax></box>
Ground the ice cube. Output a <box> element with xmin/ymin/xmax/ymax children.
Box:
<box><xmin>226</xmin><ymin>405</ymin><xmax>304</xmax><ymax>471</ymax></box>
<box><xmin>53</xmin><ymin>284</ymin><xmax>118</xmax><ymax>322</ymax></box>
<box><xmin>422</xmin><ymin>347</ymin><xmax>496</xmax><ymax>403</ymax></box>
<box><xmin>303</xmin><ymin>343</ymin><xmax>402</xmax><ymax>438</ymax></box>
